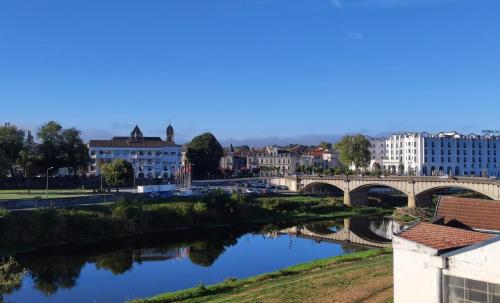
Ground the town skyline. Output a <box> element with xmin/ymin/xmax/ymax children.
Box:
<box><xmin>3</xmin><ymin>120</ymin><xmax>499</xmax><ymax>147</ymax></box>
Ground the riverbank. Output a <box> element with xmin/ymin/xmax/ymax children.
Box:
<box><xmin>132</xmin><ymin>249</ymin><xmax>394</xmax><ymax>303</ymax></box>
<box><xmin>0</xmin><ymin>192</ymin><xmax>393</xmax><ymax>254</ymax></box>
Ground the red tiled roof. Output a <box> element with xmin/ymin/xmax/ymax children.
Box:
<box><xmin>398</xmin><ymin>222</ymin><xmax>494</xmax><ymax>252</ymax></box>
<box><xmin>436</xmin><ymin>197</ymin><xmax>500</xmax><ymax>232</ymax></box>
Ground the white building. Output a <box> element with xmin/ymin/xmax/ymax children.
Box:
<box><xmin>393</xmin><ymin>197</ymin><xmax>500</xmax><ymax>303</ymax></box>
<box><xmin>88</xmin><ymin>124</ymin><xmax>182</xmax><ymax>179</ymax></box>
<box><xmin>251</xmin><ymin>146</ymin><xmax>300</xmax><ymax>175</ymax></box>
<box><xmin>367</xmin><ymin>132</ymin><xmax>500</xmax><ymax>177</ymax></box>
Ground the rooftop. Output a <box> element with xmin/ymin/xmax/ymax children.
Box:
<box><xmin>397</xmin><ymin>222</ymin><xmax>495</xmax><ymax>253</ymax></box>
<box><xmin>89</xmin><ymin>124</ymin><xmax>180</xmax><ymax>148</ymax></box>
<box><xmin>436</xmin><ymin>197</ymin><xmax>500</xmax><ymax>232</ymax></box>
<box><xmin>89</xmin><ymin>138</ymin><xmax>179</xmax><ymax>148</ymax></box>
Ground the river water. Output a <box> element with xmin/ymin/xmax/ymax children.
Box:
<box><xmin>2</xmin><ymin>216</ymin><xmax>401</xmax><ymax>303</ymax></box>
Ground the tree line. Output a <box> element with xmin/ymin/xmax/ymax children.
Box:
<box><xmin>0</xmin><ymin>121</ymin><xmax>89</xmax><ymax>178</ymax></box>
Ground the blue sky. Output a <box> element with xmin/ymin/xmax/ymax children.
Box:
<box><xmin>1</xmin><ymin>0</ymin><xmax>499</xmax><ymax>145</ymax></box>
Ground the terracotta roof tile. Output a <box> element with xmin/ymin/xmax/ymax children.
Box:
<box><xmin>398</xmin><ymin>222</ymin><xmax>494</xmax><ymax>253</ymax></box>
<box><xmin>436</xmin><ymin>197</ymin><xmax>500</xmax><ymax>232</ymax></box>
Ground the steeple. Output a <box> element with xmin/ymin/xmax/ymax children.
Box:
<box><xmin>166</xmin><ymin>123</ymin><xmax>174</xmax><ymax>143</ymax></box>
<box><xmin>130</xmin><ymin>125</ymin><xmax>143</xmax><ymax>142</ymax></box>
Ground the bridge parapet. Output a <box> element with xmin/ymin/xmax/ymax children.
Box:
<box><xmin>293</xmin><ymin>175</ymin><xmax>500</xmax><ymax>208</ymax></box>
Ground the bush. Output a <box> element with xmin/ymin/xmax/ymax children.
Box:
<box><xmin>261</xmin><ymin>198</ymin><xmax>302</xmax><ymax>212</ymax></box>
<box><xmin>193</xmin><ymin>202</ymin><xmax>209</xmax><ymax>215</ymax></box>
<box><xmin>0</xmin><ymin>208</ymin><xmax>9</xmax><ymax>219</ymax></box>
<box><xmin>111</xmin><ymin>198</ymin><xmax>145</xmax><ymax>231</ymax></box>
<box><xmin>0</xmin><ymin>257</ymin><xmax>26</xmax><ymax>294</ymax></box>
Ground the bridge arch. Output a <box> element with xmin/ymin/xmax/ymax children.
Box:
<box><xmin>348</xmin><ymin>183</ymin><xmax>408</xmax><ymax>207</ymax></box>
<box><xmin>349</xmin><ymin>182</ymin><xmax>408</xmax><ymax>195</ymax></box>
<box><xmin>302</xmin><ymin>182</ymin><xmax>344</xmax><ymax>195</ymax></box>
<box><xmin>415</xmin><ymin>185</ymin><xmax>495</xmax><ymax>207</ymax></box>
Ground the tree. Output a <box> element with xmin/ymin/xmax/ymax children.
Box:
<box><xmin>17</xmin><ymin>140</ymin><xmax>42</xmax><ymax>193</ymax></box>
<box><xmin>0</xmin><ymin>148</ymin><xmax>10</xmax><ymax>177</ymax></box>
<box><xmin>100</xmin><ymin>159</ymin><xmax>134</xmax><ymax>192</ymax></box>
<box><xmin>334</xmin><ymin>135</ymin><xmax>371</xmax><ymax>172</ymax></box>
<box><xmin>186</xmin><ymin>133</ymin><xmax>224</xmax><ymax>179</ymax></box>
<box><xmin>319</xmin><ymin>141</ymin><xmax>332</xmax><ymax>150</ymax></box>
<box><xmin>372</xmin><ymin>162</ymin><xmax>382</xmax><ymax>176</ymax></box>
<box><xmin>37</xmin><ymin>122</ymin><xmax>89</xmax><ymax>175</ymax></box>
<box><xmin>37</xmin><ymin>121</ymin><xmax>64</xmax><ymax>171</ymax></box>
<box><xmin>0</xmin><ymin>124</ymin><xmax>25</xmax><ymax>176</ymax></box>
<box><xmin>61</xmin><ymin>128</ymin><xmax>90</xmax><ymax>175</ymax></box>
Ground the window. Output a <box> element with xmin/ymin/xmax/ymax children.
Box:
<box><xmin>443</xmin><ymin>275</ymin><xmax>500</xmax><ymax>303</ymax></box>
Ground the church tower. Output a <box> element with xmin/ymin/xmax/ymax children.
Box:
<box><xmin>166</xmin><ymin>123</ymin><xmax>174</xmax><ymax>143</ymax></box>
<box><xmin>130</xmin><ymin>125</ymin><xmax>143</xmax><ymax>142</ymax></box>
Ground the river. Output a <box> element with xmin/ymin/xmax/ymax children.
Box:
<box><xmin>2</xmin><ymin>216</ymin><xmax>401</xmax><ymax>303</ymax></box>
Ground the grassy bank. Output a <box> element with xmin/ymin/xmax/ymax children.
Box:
<box><xmin>132</xmin><ymin>249</ymin><xmax>394</xmax><ymax>303</ymax></box>
<box><xmin>0</xmin><ymin>189</ymin><xmax>98</xmax><ymax>200</ymax></box>
<box><xmin>0</xmin><ymin>193</ymin><xmax>392</xmax><ymax>252</ymax></box>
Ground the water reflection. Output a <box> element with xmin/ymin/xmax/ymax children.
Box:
<box><xmin>2</xmin><ymin>217</ymin><xmax>399</xmax><ymax>303</ymax></box>
<box><xmin>279</xmin><ymin>217</ymin><xmax>404</xmax><ymax>248</ymax></box>
<box><xmin>11</xmin><ymin>228</ymin><xmax>241</xmax><ymax>297</ymax></box>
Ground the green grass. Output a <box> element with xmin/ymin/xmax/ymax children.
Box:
<box><xmin>0</xmin><ymin>189</ymin><xmax>99</xmax><ymax>200</ymax></box>
<box><xmin>131</xmin><ymin>248</ymin><xmax>393</xmax><ymax>303</ymax></box>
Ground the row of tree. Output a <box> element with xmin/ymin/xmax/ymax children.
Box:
<box><xmin>0</xmin><ymin>122</ymin><xmax>89</xmax><ymax>178</ymax></box>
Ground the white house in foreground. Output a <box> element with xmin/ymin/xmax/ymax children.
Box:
<box><xmin>393</xmin><ymin>197</ymin><xmax>500</xmax><ymax>303</ymax></box>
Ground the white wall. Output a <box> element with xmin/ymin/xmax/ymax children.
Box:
<box><xmin>137</xmin><ymin>184</ymin><xmax>176</xmax><ymax>193</ymax></box>
<box><xmin>393</xmin><ymin>236</ymin><xmax>444</xmax><ymax>303</ymax></box>
<box><xmin>443</xmin><ymin>238</ymin><xmax>500</xmax><ymax>285</ymax></box>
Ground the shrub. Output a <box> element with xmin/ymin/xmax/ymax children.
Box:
<box><xmin>0</xmin><ymin>208</ymin><xmax>9</xmax><ymax>219</ymax></box>
<box><xmin>193</xmin><ymin>202</ymin><xmax>209</xmax><ymax>215</ymax></box>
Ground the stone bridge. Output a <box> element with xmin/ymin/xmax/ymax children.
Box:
<box><xmin>269</xmin><ymin>176</ymin><xmax>500</xmax><ymax>208</ymax></box>
<box><xmin>279</xmin><ymin>218</ymin><xmax>393</xmax><ymax>248</ymax></box>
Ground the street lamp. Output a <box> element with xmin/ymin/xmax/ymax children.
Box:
<box><xmin>46</xmin><ymin>167</ymin><xmax>54</xmax><ymax>199</ymax></box>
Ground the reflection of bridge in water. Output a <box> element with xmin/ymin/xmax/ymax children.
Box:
<box><xmin>279</xmin><ymin>218</ymin><xmax>402</xmax><ymax>248</ymax></box>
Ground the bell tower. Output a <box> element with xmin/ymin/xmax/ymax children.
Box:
<box><xmin>166</xmin><ymin>123</ymin><xmax>174</xmax><ymax>143</ymax></box>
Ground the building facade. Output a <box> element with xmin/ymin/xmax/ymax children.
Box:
<box><xmin>220</xmin><ymin>145</ymin><xmax>249</xmax><ymax>177</ymax></box>
<box><xmin>299</xmin><ymin>148</ymin><xmax>340</xmax><ymax>170</ymax></box>
<box><xmin>251</xmin><ymin>146</ymin><xmax>300</xmax><ymax>175</ymax></box>
<box><xmin>88</xmin><ymin>124</ymin><xmax>182</xmax><ymax>179</ymax></box>
<box><xmin>368</xmin><ymin>132</ymin><xmax>500</xmax><ymax>177</ymax></box>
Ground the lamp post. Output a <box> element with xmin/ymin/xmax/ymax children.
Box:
<box><xmin>46</xmin><ymin>167</ymin><xmax>54</xmax><ymax>199</ymax></box>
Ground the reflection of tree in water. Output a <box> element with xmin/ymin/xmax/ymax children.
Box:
<box><xmin>188</xmin><ymin>231</ymin><xmax>239</xmax><ymax>267</ymax></box>
<box><xmin>93</xmin><ymin>250</ymin><xmax>134</xmax><ymax>275</ymax></box>
<box><xmin>9</xmin><ymin>226</ymin><xmax>247</xmax><ymax>297</ymax></box>
<box><xmin>0</xmin><ymin>258</ymin><xmax>26</xmax><ymax>301</ymax></box>
<box><xmin>20</xmin><ymin>255</ymin><xmax>85</xmax><ymax>296</ymax></box>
